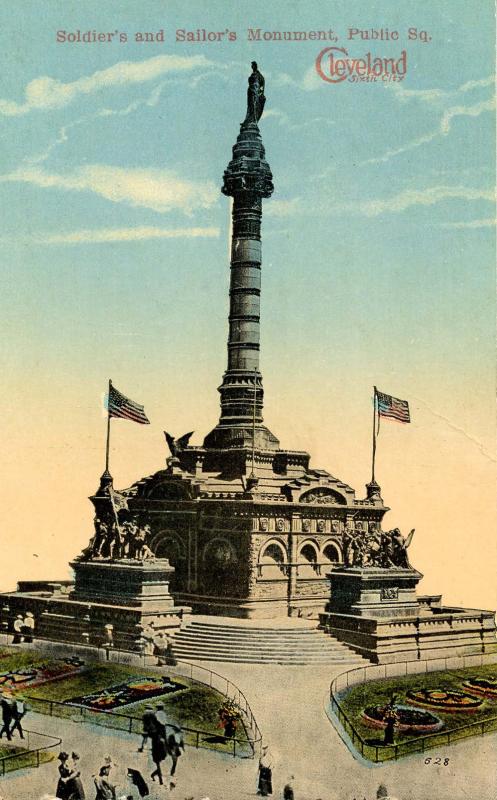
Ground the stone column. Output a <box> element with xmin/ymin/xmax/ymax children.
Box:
<box><xmin>204</xmin><ymin>120</ymin><xmax>279</xmax><ymax>453</ymax></box>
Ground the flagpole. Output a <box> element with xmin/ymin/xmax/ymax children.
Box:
<box><xmin>371</xmin><ymin>386</ymin><xmax>377</xmax><ymax>483</ymax></box>
<box><xmin>105</xmin><ymin>378</ymin><xmax>112</xmax><ymax>474</ymax></box>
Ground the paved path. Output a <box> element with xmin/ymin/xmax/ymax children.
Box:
<box><xmin>1</xmin><ymin>660</ymin><xmax>496</xmax><ymax>800</ymax></box>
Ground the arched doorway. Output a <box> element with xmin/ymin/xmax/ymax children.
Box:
<box><xmin>200</xmin><ymin>538</ymin><xmax>239</xmax><ymax>597</ymax></box>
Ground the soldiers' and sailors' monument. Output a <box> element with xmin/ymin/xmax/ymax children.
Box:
<box><xmin>2</xmin><ymin>64</ymin><xmax>495</xmax><ymax>664</ymax></box>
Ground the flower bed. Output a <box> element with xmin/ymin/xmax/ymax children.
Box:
<box><xmin>65</xmin><ymin>675</ymin><xmax>185</xmax><ymax>710</ymax></box>
<box><xmin>0</xmin><ymin>658</ymin><xmax>84</xmax><ymax>692</ymax></box>
<box><xmin>362</xmin><ymin>704</ymin><xmax>444</xmax><ymax>734</ymax></box>
<box><xmin>406</xmin><ymin>688</ymin><xmax>483</xmax><ymax>711</ymax></box>
<box><xmin>463</xmin><ymin>676</ymin><xmax>497</xmax><ymax>698</ymax></box>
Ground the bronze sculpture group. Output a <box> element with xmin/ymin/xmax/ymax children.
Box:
<box><xmin>79</xmin><ymin>515</ymin><xmax>155</xmax><ymax>562</ymax></box>
<box><xmin>343</xmin><ymin>525</ymin><xmax>415</xmax><ymax>569</ymax></box>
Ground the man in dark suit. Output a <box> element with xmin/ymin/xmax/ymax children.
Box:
<box><xmin>10</xmin><ymin>696</ymin><xmax>26</xmax><ymax>739</ymax></box>
<box><xmin>0</xmin><ymin>694</ymin><xmax>13</xmax><ymax>741</ymax></box>
<box><xmin>138</xmin><ymin>704</ymin><xmax>157</xmax><ymax>752</ymax></box>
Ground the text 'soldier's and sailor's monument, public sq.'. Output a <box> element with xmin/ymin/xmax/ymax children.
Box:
<box><xmin>2</xmin><ymin>65</ymin><xmax>496</xmax><ymax>664</ymax></box>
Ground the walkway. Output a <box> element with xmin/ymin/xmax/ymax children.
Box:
<box><xmin>1</xmin><ymin>660</ymin><xmax>496</xmax><ymax>799</ymax></box>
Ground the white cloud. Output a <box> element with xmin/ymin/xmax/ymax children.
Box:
<box><xmin>386</xmin><ymin>83</ymin><xmax>448</xmax><ymax>103</ymax></box>
<box><xmin>274</xmin><ymin>66</ymin><xmax>322</xmax><ymax>93</ymax></box>
<box><xmin>365</xmin><ymin>96</ymin><xmax>495</xmax><ymax>165</ymax></box>
<box><xmin>388</xmin><ymin>73</ymin><xmax>493</xmax><ymax>104</ymax></box>
<box><xmin>28</xmin><ymin>226</ymin><xmax>220</xmax><ymax>244</ymax></box>
<box><xmin>459</xmin><ymin>75</ymin><xmax>494</xmax><ymax>92</ymax></box>
<box><xmin>439</xmin><ymin>218</ymin><xmax>495</xmax><ymax>229</ymax></box>
<box><xmin>0</xmin><ymin>164</ymin><xmax>219</xmax><ymax>214</ymax></box>
<box><xmin>264</xmin><ymin>107</ymin><xmax>334</xmax><ymax>132</ymax></box>
<box><xmin>0</xmin><ymin>54</ymin><xmax>215</xmax><ymax>116</ymax></box>
<box><xmin>439</xmin><ymin>96</ymin><xmax>495</xmax><ymax>135</ymax></box>
<box><xmin>352</xmin><ymin>185</ymin><xmax>494</xmax><ymax>217</ymax></box>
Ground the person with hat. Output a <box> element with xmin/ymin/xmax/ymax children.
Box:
<box><xmin>93</xmin><ymin>757</ymin><xmax>117</xmax><ymax>800</ymax></box>
<box><xmin>65</xmin><ymin>751</ymin><xmax>85</xmax><ymax>800</ymax></box>
<box><xmin>150</xmin><ymin>727</ymin><xmax>168</xmax><ymax>786</ymax></box>
<box><xmin>12</xmin><ymin>614</ymin><xmax>24</xmax><ymax>644</ymax></box>
<box><xmin>138</xmin><ymin>704</ymin><xmax>157</xmax><ymax>752</ymax></box>
<box><xmin>126</xmin><ymin>767</ymin><xmax>149</xmax><ymax>798</ymax></box>
<box><xmin>22</xmin><ymin>611</ymin><xmax>35</xmax><ymax>643</ymax></box>
<box><xmin>56</xmin><ymin>751</ymin><xmax>71</xmax><ymax>799</ymax></box>
<box><xmin>10</xmin><ymin>693</ymin><xmax>26</xmax><ymax>739</ymax></box>
<box><xmin>166</xmin><ymin>722</ymin><xmax>185</xmax><ymax>780</ymax></box>
<box><xmin>0</xmin><ymin>693</ymin><xmax>13</xmax><ymax>741</ymax></box>
<box><xmin>154</xmin><ymin>703</ymin><xmax>167</xmax><ymax>738</ymax></box>
<box><xmin>257</xmin><ymin>744</ymin><xmax>273</xmax><ymax>796</ymax></box>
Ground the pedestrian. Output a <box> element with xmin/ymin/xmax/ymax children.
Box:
<box><xmin>382</xmin><ymin>698</ymin><xmax>398</xmax><ymax>746</ymax></box>
<box><xmin>65</xmin><ymin>752</ymin><xmax>86</xmax><ymax>800</ymax></box>
<box><xmin>154</xmin><ymin>703</ymin><xmax>167</xmax><ymax>738</ymax></box>
<box><xmin>376</xmin><ymin>785</ymin><xmax>400</xmax><ymax>800</ymax></box>
<box><xmin>22</xmin><ymin>611</ymin><xmax>35</xmax><ymax>642</ymax></box>
<box><xmin>10</xmin><ymin>694</ymin><xmax>26</xmax><ymax>739</ymax></box>
<box><xmin>150</xmin><ymin>731</ymin><xmax>167</xmax><ymax>786</ymax></box>
<box><xmin>126</xmin><ymin>767</ymin><xmax>149</xmax><ymax>797</ymax></box>
<box><xmin>283</xmin><ymin>775</ymin><xmax>295</xmax><ymax>800</ymax></box>
<box><xmin>0</xmin><ymin>693</ymin><xmax>13</xmax><ymax>741</ymax></box>
<box><xmin>166</xmin><ymin>723</ymin><xmax>185</xmax><ymax>779</ymax></box>
<box><xmin>138</xmin><ymin>704</ymin><xmax>157</xmax><ymax>752</ymax></box>
<box><xmin>12</xmin><ymin>614</ymin><xmax>24</xmax><ymax>644</ymax></box>
<box><xmin>56</xmin><ymin>751</ymin><xmax>71</xmax><ymax>799</ymax></box>
<box><xmin>93</xmin><ymin>764</ymin><xmax>116</xmax><ymax>799</ymax></box>
<box><xmin>257</xmin><ymin>745</ymin><xmax>273</xmax><ymax>796</ymax></box>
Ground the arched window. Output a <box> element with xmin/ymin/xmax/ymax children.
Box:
<box><xmin>261</xmin><ymin>543</ymin><xmax>285</xmax><ymax>564</ymax></box>
<box><xmin>300</xmin><ymin>543</ymin><xmax>318</xmax><ymax>563</ymax></box>
<box><xmin>323</xmin><ymin>542</ymin><xmax>342</xmax><ymax>563</ymax></box>
<box><xmin>258</xmin><ymin>540</ymin><xmax>287</xmax><ymax>579</ymax></box>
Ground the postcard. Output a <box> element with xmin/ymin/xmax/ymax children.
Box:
<box><xmin>0</xmin><ymin>1</ymin><xmax>495</xmax><ymax>799</ymax></box>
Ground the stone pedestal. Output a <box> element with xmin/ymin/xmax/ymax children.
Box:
<box><xmin>329</xmin><ymin>566</ymin><xmax>423</xmax><ymax>619</ymax></box>
<box><xmin>319</xmin><ymin>565</ymin><xmax>497</xmax><ymax>664</ymax></box>
<box><xmin>71</xmin><ymin>558</ymin><xmax>176</xmax><ymax>611</ymax></box>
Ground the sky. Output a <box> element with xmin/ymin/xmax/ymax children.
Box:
<box><xmin>0</xmin><ymin>0</ymin><xmax>495</xmax><ymax>610</ymax></box>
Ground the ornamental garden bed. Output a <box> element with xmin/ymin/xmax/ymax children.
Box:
<box><xmin>406</xmin><ymin>688</ymin><xmax>482</xmax><ymax>711</ymax></box>
<box><xmin>0</xmin><ymin>646</ymin><xmax>251</xmax><ymax>755</ymax></box>
<box><xmin>362</xmin><ymin>704</ymin><xmax>443</xmax><ymax>733</ymax></box>
<box><xmin>337</xmin><ymin>663</ymin><xmax>497</xmax><ymax>761</ymax></box>
<box><xmin>463</xmin><ymin>676</ymin><xmax>497</xmax><ymax>698</ymax></box>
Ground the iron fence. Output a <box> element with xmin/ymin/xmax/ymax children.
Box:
<box><xmin>329</xmin><ymin>657</ymin><xmax>497</xmax><ymax>762</ymax></box>
<box><xmin>0</xmin><ymin>728</ymin><xmax>61</xmax><ymax>775</ymax></box>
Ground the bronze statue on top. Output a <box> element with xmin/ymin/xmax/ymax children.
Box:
<box><xmin>344</xmin><ymin>525</ymin><xmax>415</xmax><ymax>569</ymax></box>
<box><xmin>245</xmin><ymin>62</ymin><xmax>266</xmax><ymax>123</ymax></box>
<box><xmin>77</xmin><ymin>506</ymin><xmax>156</xmax><ymax>562</ymax></box>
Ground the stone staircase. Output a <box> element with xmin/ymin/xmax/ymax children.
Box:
<box><xmin>169</xmin><ymin>616</ymin><xmax>365</xmax><ymax>665</ymax></box>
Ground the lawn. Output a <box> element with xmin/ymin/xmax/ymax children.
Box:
<box><xmin>337</xmin><ymin>663</ymin><xmax>497</xmax><ymax>761</ymax></box>
<box><xmin>0</xmin><ymin>647</ymin><xmax>251</xmax><ymax>755</ymax></box>
<box><xmin>0</xmin><ymin>744</ymin><xmax>55</xmax><ymax>774</ymax></box>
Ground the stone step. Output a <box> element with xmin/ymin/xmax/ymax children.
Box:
<box><xmin>172</xmin><ymin>631</ymin><xmax>350</xmax><ymax>647</ymax></box>
<box><xmin>172</xmin><ymin>640</ymin><xmax>351</xmax><ymax>657</ymax></box>
<box><xmin>170</xmin><ymin>648</ymin><xmax>363</xmax><ymax>665</ymax></box>
<box><xmin>170</xmin><ymin>635</ymin><xmax>363</xmax><ymax>665</ymax></box>
<box><xmin>187</xmin><ymin>621</ymin><xmax>319</xmax><ymax>633</ymax></box>
<box><xmin>168</xmin><ymin>615</ymin><xmax>364</xmax><ymax>665</ymax></box>
<box><xmin>171</xmin><ymin>644</ymin><xmax>361</xmax><ymax>659</ymax></box>
<box><xmin>180</xmin><ymin>624</ymin><xmax>338</xmax><ymax>637</ymax></box>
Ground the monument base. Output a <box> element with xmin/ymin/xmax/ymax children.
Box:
<box><xmin>319</xmin><ymin>566</ymin><xmax>497</xmax><ymax>664</ymax></box>
<box><xmin>0</xmin><ymin>559</ymin><xmax>190</xmax><ymax>652</ymax></box>
<box><xmin>70</xmin><ymin>558</ymin><xmax>176</xmax><ymax>610</ymax></box>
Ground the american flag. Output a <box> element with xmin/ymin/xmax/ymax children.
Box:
<box><xmin>107</xmin><ymin>382</ymin><xmax>150</xmax><ymax>425</ymax></box>
<box><xmin>376</xmin><ymin>389</ymin><xmax>410</xmax><ymax>424</ymax></box>
<box><xmin>108</xmin><ymin>485</ymin><xmax>129</xmax><ymax>512</ymax></box>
